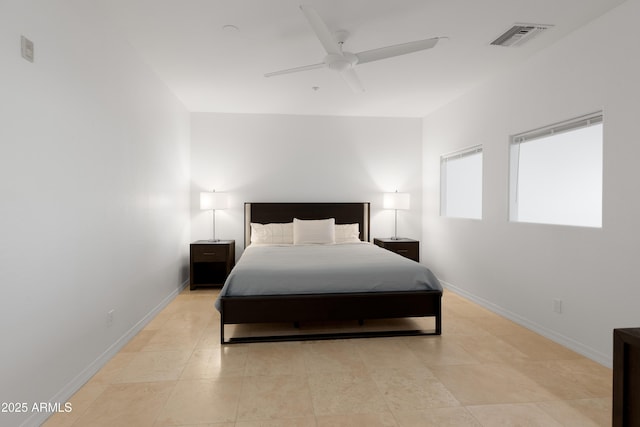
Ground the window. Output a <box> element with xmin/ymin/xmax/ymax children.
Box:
<box><xmin>509</xmin><ymin>112</ymin><xmax>603</xmax><ymax>227</ymax></box>
<box><xmin>440</xmin><ymin>146</ymin><xmax>483</xmax><ymax>219</ymax></box>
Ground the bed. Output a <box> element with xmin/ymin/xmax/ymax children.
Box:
<box><xmin>215</xmin><ymin>202</ymin><xmax>442</xmax><ymax>344</ymax></box>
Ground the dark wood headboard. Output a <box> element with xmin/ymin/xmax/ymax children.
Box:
<box><xmin>244</xmin><ymin>202</ymin><xmax>370</xmax><ymax>247</ymax></box>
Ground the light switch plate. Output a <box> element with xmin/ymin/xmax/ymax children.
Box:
<box><xmin>21</xmin><ymin>35</ymin><xmax>34</xmax><ymax>62</ymax></box>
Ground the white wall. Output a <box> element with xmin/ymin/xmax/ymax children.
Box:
<box><xmin>423</xmin><ymin>0</ymin><xmax>640</xmax><ymax>366</ymax></box>
<box><xmin>0</xmin><ymin>1</ymin><xmax>190</xmax><ymax>426</ymax></box>
<box><xmin>191</xmin><ymin>113</ymin><xmax>422</xmax><ymax>254</ymax></box>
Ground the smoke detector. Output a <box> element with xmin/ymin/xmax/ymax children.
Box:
<box><xmin>491</xmin><ymin>23</ymin><xmax>553</xmax><ymax>47</ymax></box>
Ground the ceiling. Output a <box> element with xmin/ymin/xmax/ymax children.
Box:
<box><xmin>94</xmin><ymin>0</ymin><xmax>625</xmax><ymax>117</ymax></box>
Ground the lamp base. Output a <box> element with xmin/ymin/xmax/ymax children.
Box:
<box><xmin>390</xmin><ymin>236</ymin><xmax>404</xmax><ymax>240</ymax></box>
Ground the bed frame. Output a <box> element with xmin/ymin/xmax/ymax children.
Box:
<box><xmin>219</xmin><ymin>202</ymin><xmax>442</xmax><ymax>344</ymax></box>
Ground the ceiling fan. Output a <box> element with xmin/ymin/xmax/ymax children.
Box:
<box><xmin>265</xmin><ymin>5</ymin><xmax>443</xmax><ymax>93</ymax></box>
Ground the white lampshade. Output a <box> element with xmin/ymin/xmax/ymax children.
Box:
<box><xmin>200</xmin><ymin>191</ymin><xmax>228</xmax><ymax>210</ymax></box>
<box><xmin>383</xmin><ymin>192</ymin><xmax>410</xmax><ymax>210</ymax></box>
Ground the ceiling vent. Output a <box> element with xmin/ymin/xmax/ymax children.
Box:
<box><xmin>491</xmin><ymin>23</ymin><xmax>552</xmax><ymax>47</ymax></box>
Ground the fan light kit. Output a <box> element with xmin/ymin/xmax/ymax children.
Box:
<box><xmin>222</xmin><ymin>24</ymin><xmax>239</xmax><ymax>32</ymax></box>
<box><xmin>265</xmin><ymin>5</ymin><xmax>444</xmax><ymax>93</ymax></box>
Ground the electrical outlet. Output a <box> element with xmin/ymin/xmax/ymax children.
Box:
<box><xmin>106</xmin><ymin>309</ymin><xmax>115</xmax><ymax>327</ymax></box>
<box><xmin>552</xmin><ymin>299</ymin><xmax>562</xmax><ymax>314</ymax></box>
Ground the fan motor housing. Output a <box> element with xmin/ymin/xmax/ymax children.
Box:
<box><xmin>324</xmin><ymin>53</ymin><xmax>358</xmax><ymax>71</ymax></box>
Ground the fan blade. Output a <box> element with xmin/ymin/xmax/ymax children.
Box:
<box><xmin>264</xmin><ymin>62</ymin><xmax>324</xmax><ymax>77</ymax></box>
<box><xmin>300</xmin><ymin>5</ymin><xmax>342</xmax><ymax>55</ymax></box>
<box><xmin>356</xmin><ymin>37</ymin><xmax>440</xmax><ymax>64</ymax></box>
<box><xmin>340</xmin><ymin>68</ymin><xmax>365</xmax><ymax>93</ymax></box>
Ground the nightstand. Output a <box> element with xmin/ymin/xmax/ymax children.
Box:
<box><xmin>190</xmin><ymin>240</ymin><xmax>235</xmax><ymax>289</ymax></box>
<box><xmin>373</xmin><ymin>238</ymin><xmax>419</xmax><ymax>262</ymax></box>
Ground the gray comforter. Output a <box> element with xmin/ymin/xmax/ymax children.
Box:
<box><xmin>214</xmin><ymin>242</ymin><xmax>441</xmax><ymax>310</ymax></box>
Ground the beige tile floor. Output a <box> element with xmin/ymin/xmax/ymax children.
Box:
<box><xmin>43</xmin><ymin>288</ymin><xmax>612</xmax><ymax>427</ymax></box>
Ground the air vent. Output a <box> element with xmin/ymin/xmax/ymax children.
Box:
<box><xmin>491</xmin><ymin>23</ymin><xmax>552</xmax><ymax>47</ymax></box>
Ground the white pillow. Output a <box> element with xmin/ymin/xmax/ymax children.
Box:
<box><xmin>250</xmin><ymin>222</ymin><xmax>293</xmax><ymax>244</ymax></box>
<box><xmin>335</xmin><ymin>223</ymin><xmax>360</xmax><ymax>243</ymax></box>
<box><xmin>293</xmin><ymin>218</ymin><xmax>336</xmax><ymax>245</ymax></box>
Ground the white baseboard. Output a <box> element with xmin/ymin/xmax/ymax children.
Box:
<box><xmin>22</xmin><ymin>280</ymin><xmax>189</xmax><ymax>427</ymax></box>
<box><xmin>441</xmin><ymin>280</ymin><xmax>612</xmax><ymax>368</ymax></box>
